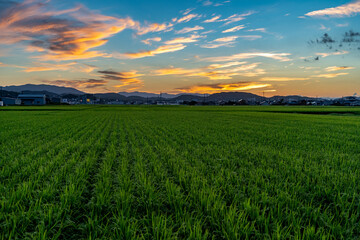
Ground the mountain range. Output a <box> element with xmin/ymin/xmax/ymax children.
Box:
<box><xmin>2</xmin><ymin>84</ymin><xmax>84</xmax><ymax>95</ymax></box>
<box><xmin>1</xmin><ymin>84</ymin><xmax>314</xmax><ymax>101</ymax></box>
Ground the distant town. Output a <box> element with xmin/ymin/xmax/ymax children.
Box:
<box><xmin>1</xmin><ymin>84</ymin><xmax>360</xmax><ymax>107</ymax></box>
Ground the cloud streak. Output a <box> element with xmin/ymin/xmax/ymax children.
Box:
<box><xmin>305</xmin><ymin>0</ymin><xmax>360</xmax><ymax>18</ymax></box>
<box><xmin>142</xmin><ymin>37</ymin><xmax>162</xmax><ymax>45</ymax></box>
<box><xmin>312</xmin><ymin>73</ymin><xmax>349</xmax><ymax>78</ymax></box>
<box><xmin>164</xmin><ymin>35</ymin><xmax>202</xmax><ymax>44</ymax></box>
<box><xmin>43</xmin><ymin>79</ymin><xmax>108</xmax><ymax>89</ymax></box>
<box><xmin>203</xmin><ymin>52</ymin><xmax>292</xmax><ymax>62</ymax></box>
<box><xmin>122</xmin><ymin>44</ymin><xmax>186</xmax><ymax>59</ymax></box>
<box><xmin>176</xmin><ymin>25</ymin><xmax>204</xmax><ymax>34</ymax></box>
<box><xmin>98</xmin><ymin>70</ymin><xmax>143</xmax><ymax>89</ymax></box>
<box><xmin>260</xmin><ymin>77</ymin><xmax>310</xmax><ymax>82</ymax></box>
<box><xmin>222</xmin><ymin>25</ymin><xmax>245</xmax><ymax>33</ymax></box>
<box><xmin>325</xmin><ymin>66</ymin><xmax>354</xmax><ymax>72</ymax></box>
<box><xmin>176</xmin><ymin>82</ymin><xmax>271</xmax><ymax>93</ymax></box>
<box><xmin>154</xmin><ymin>62</ymin><xmax>265</xmax><ymax>80</ymax></box>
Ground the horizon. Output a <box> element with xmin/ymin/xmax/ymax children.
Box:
<box><xmin>0</xmin><ymin>0</ymin><xmax>360</xmax><ymax>97</ymax></box>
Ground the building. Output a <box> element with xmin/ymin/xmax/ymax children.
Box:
<box><xmin>0</xmin><ymin>97</ymin><xmax>21</xmax><ymax>106</ymax></box>
<box><xmin>18</xmin><ymin>94</ymin><xmax>46</xmax><ymax>105</ymax></box>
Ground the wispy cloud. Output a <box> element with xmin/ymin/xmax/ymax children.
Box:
<box><xmin>305</xmin><ymin>0</ymin><xmax>360</xmax><ymax>18</ymax></box>
<box><xmin>221</xmin><ymin>12</ymin><xmax>255</xmax><ymax>25</ymax></box>
<box><xmin>176</xmin><ymin>25</ymin><xmax>204</xmax><ymax>34</ymax></box>
<box><xmin>203</xmin><ymin>15</ymin><xmax>221</xmax><ymax>23</ymax></box>
<box><xmin>325</xmin><ymin>66</ymin><xmax>354</xmax><ymax>72</ymax></box>
<box><xmin>176</xmin><ymin>82</ymin><xmax>271</xmax><ymax>93</ymax></box>
<box><xmin>336</xmin><ymin>23</ymin><xmax>349</xmax><ymax>27</ymax></box>
<box><xmin>247</xmin><ymin>28</ymin><xmax>267</xmax><ymax>33</ymax></box>
<box><xmin>200</xmin><ymin>0</ymin><xmax>230</xmax><ymax>7</ymax></box>
<box><xmin>136</xmin><ymin>23</ymin><xmax>173</xmax><ymax>35</ymax></box>
<box><xmin>238</xmin><ymin>35</ymin><xmax>262</xmax><ymax>40</ymax></box>
<box><xmin>203</xmin><ymin>11</ymin><xmax>254</xmax><ymax>25</ymax></box>
<box><xmin>260</xmin><ymin>77</ymin><xmax>310</xmax><ymax>82</ymax></box>
<box><xmin>316</xmin><ymin>50</ymin><xmax>349</xmax><ymax>57</ymax></box>
<box><xmin>182</xmin><ymin>8</ymin><xmax>195</xmax><ymax>15</ymax></box>
<box><xmin>203</xmin><ymin>52</ymin><xmax>292</xmax><ymax>62</ymax></box>
<box><xmin>200</xmin><ymin>42</ymin><xmax>235</xmax><ymax>48</ymax></box>
<box><xmin>98</xmin><ymin>70</ymin><xmax>143</xmax><ymax>79</ymax></box>
<box><xmin>164</xmin><ymin>35</ymin><xmax>203</xmax><ymax>44</ymax></box>
<box><xmin>200</xmin><ymin>35</ymin><xmax>239</xmax><ymax>48</ymax></box>
<box><xmin>208</xmin><ymin>61</ymin><xmax>247</xmax><ymax>69</ymax></box>
<box><xmin>142</xmin><ymin>37</ymin><xmax>162</xmax><ymax>45</ymax></box>
<box><xmin>18</xmin><ymin>62</ymin><xmax>97</xmax><ymax>73</ymax></box>
<box><xmin>177</xmin><ymin>14</ymin><xmax>199</xmax><ymax>23</ymax></box>
<box><xmin>214</xmin><ymin>36</ymin><xmax>239</xmax><ymax>42</ymax></box>
<box><xmin>154</xmin><ymin>62</ymin><xmax>264</xmax><ymax>80</ymax></box>
<box><xmin>222</xmin><ymin>25</ymin><xmax>245</xmax><ymax>33</ymax></box>
<box><xmin>43</xmin><ymin>79</ymin><xmax>108</xmax><ymax>89</ymax></box>
<box><xmin>121</xmin><ymin>44</ymin><xmax>186</xmax><ymax>59</ymax></box>
<box><xmin>312</xmin><ymin>72</ymin><xmax>349</xmax><ymax>78</ymax></box>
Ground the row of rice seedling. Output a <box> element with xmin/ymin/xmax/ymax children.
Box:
<box><xmin>1</xmin><ymin>106</ymin><xmax>360</xmax><ymax>239</ymax></box>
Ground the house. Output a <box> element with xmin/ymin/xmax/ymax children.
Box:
<box><xmin>18</xmin><ymin>94</ymin><xmax>46</xmax><ymax>105</ymax></box>
<box><xmin>0</xmin><ymin>97</ymin><xmax>21</xmax><ymax>106</ymax></box>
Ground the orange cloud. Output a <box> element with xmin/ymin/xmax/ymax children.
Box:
<box><xmin>43</xmin><ymin>79</ymin><xmax>108</xmax><ymax>89</ymax></box>
<box><xmin>325</xmin><ymin>66</ymin><xmax>354</xmax><ymax>72</ymax></box>
<box><xmin>15</xmin><ymin>62</ymin><xmax>97</xmax><ymax>73</ymax></box>
<box><xmin>154</xmin><ymin>63</ymin><xmax>265</xmax><ymax>80</ymax></box>
<box><xmin>208</xmin><ymin>61</ymin><xmax>247</xmax><ymax>69</ymax></box>
<box><xmin>23</xmin><ymin>62</ymin><xmax>77</xmax><ymax>72</ymax></box>
<box><xmin>98</xmin><ymin>70</ymin><xmax>143</xmax><ymax>79</ymax></box>
<box><xmin>312</xmin><ymin>73</ymin><xmax>349</xmax><ymax>78</ymax></box>
<box><xmin>0</xmin><ymin>1</ymin><xmax>172</xmax><ymax>61</ymax></box>
<box><xmin>260</xmin><ymin>77</ymin><xmax>310</xmax><ymax>82</ymax></box>
<box><xmin>176</xmin><ymin>82</ymin><xmax>271</xmax><ymax>94</ymax></box>
<box><xmin>316</xmin><ymin>51</ymin><xmax>349</xmax><ymax>57</ymax></box>
<box><xmin>164</xmin><ymin>35</ymin><xmax>202</xmax><ymax>44</ymax></box>
<box><xmin>98</xmin><ymin>69</ymin><xmax>144</xmax><ymax>89</ymax></box>
<box><xmin>122</xmin><ymin>44</ymin><xmax>186</xmax><ymax>59</ymax></box>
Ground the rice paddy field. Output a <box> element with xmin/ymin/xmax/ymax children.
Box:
<box><xmin>1</xmin><ymin>105</ymin><xmax>360</xmax><ymax>239</ymax></box>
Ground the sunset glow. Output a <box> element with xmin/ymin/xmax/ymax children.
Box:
<box><xmin>1</xmin><ymin>0</ymin><xmax>359</xmax><ymax>97</ymax></box>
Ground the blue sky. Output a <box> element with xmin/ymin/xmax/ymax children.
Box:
<box><xmin>0</xmin><ymin>0</ymin><xmax>359</xmax><ymax>97</ymax></box>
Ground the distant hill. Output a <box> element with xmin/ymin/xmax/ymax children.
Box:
<box><xmin>172</xmin><ymin>94</ymin><xmax>204</xmax><ymax>101</ymax></box>
<box><xmin>118</xmin><ymin>91</ymin><xmax>202</xmax><ymax>99</ymax></box>
<box><xmin>269</xmin><ymin>95</ymin><xmax>314</xmax><ymax>101</ymax></box>
<box><xmin>3</xmin><ymin>84</ymin><xmax>84</xmax><ymax>95</ymax></box>
<box><xmin>94</xmin><ymin>93</ymin><xmax>127</xmax><ymax>100</ymax></box>
<box><xmin>207</xmin><ymin>92</ymin><xmax>262</xmax><ymax>101</ymax></box>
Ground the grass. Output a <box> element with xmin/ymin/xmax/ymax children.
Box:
<box><xmin>1</xmin><ymin>105</ymin><xmax>360</xmax><ymax>239</ymax></box>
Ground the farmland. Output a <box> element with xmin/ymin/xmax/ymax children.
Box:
<box><xmin>1</xmin><ymin>105</ymin><xmax>360</xmax><ymax>239</ymax></box>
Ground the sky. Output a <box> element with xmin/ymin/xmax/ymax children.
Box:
<box><xmin>0</xmin><ymin>0</ymin><xmax>359</xmax><ymax>97</ymax></box>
